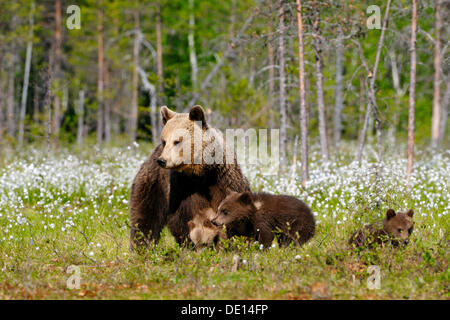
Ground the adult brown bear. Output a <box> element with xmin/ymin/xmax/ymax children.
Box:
<box><xmin>129</xmin><ymin>105</ymin><xmax>250</xmax><ymax>247</ymax></box>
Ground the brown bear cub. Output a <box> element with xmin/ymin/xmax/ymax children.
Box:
<box><xmin>349</xmin><ymin>209</ymin><xmax>415</xmax><ymax>248</ymax></box>
<box><xmin>211</xmin><ymin>191</ymin><xmax>315</xmax><ymax>247</ymax></box>
<box><xmin>188</xmin><ymin>208</ymin><xmax>226</xmax><ymax>249</ymax></box>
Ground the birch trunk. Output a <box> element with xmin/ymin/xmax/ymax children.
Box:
<box><xmin>188</xmin><ymin>0</ymin><xmax>198</xmax><ymax>90</ymax></box>
<box><xmin>333</xmin><ymin>26</ymin><xmax>343</xmax><ymax>151</ymax></box>
<box><xmin>52</xmin><ymin>0</ymin><xmax>62</xmax><ymax>138</ymax></box>
<box><xmin>407</xmin><ymin>0</ymin><xmax>417</xmax><ymax>187</ymax></box>
<box><xmin>129</xmin><ymin>11</ymin><xmax>140</xmax><ymax>142</ymax></box>
<box><xmin>156</xmin><ymin>2</ymin><xmax>164</xmax><ymax>131</ymax></box>
<box><xmin>431</xmin><ymin>0</ymin><xmax>442</xmax><ymax>150</ymax></box>
<box><xmin>356</xmin><ymin>0</ymin><xmax>391</xmax><ymax>166</ymax></box>
<box><xmin>18</xmin><ymin>2</ymin><xmax>34</xmax><ymax>148</ymax></box>
<box><xmin>295</xmin><ymin>0</ymin><xmax>308</xmax><ymax>187</ymax></box>
<box><xmin>438</xmin><ymin>80</ymin><xmax>449</xmax><ymax>146</ymax></box>
<box><xmin>104</xmin><ymin>60</ymin><xmax>111</xmax><ymax>143</ymax></box>
<box><xmin>77</xmin><ymin>90</ymin><xmax>85</xmax><ymax>146</ymax></box>
<box><xmin>97</xmin><ymin>3</ymin><xmax>104</xmax><ymax>146</ymax></box>
<box><xmin>312</xmin><ymin>0</ymin><xmax>329</xmax><ymax>162</ymax></box>
<box><xmin>7</xmin><ymin>54</ymin><xmax>15</xmax><ymax>138</ymax></box>
<box><xmin>267</xmin><ymin>18</ymin><xmax>275</xmax><ymax>128</ymax></box>
<box><xmin>0</xmin><ymin>71</ymin><xmax>5</xmax><ymax>136</ymax></box>
<box><xmin>278</xmin><ymin>0</ymin><xmax>288</xmax><ymax>171</ymax></box>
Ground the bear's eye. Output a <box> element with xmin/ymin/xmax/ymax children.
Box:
<box><xmin>174</xmin><ymin>140</ymin><xmax>181</xmax><ymax>146</ymax></box>
<box><xmin>397</xmin><ymin>228</ymin><xmax>402</xmax><ymax>233</ymax></box>
<box><xmin>408</xmin><ymin>227</ymin><xmax>413</xmax><ymax>235</ymax></box>
<box><xmin>221</xmin><ymin>209</ymin><xmax>229</xmax><ymax>215</ymax></box>
<box><xmin>162</xmin><ymin>140</ymin><xmax>166</xmax><ymax>147</ymax></box>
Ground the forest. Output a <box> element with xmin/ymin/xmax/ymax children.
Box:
<box><xmin>0</xmin><ymin>0</ymin><xmax>448</xmax><ymax>300</ymax></box>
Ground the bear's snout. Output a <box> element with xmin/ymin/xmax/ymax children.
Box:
<box><xmin>157</xmin><ymin>158</ymin><xmax>167</xmax><ymax>168</ymax></box>
<box><xmin>211</xmin><ymin>219</ymin><xmax>221</xmax><ymax>227</ymax></box>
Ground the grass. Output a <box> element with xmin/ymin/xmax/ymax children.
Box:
<box><xmin>0</xmin><ymin>142</ymin><xmax>448</xmax><ymax>299</ymax></box>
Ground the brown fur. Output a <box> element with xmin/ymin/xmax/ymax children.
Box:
<box><xmin>211</xmin><ymin>191</ymin><xmax>315</xmax><ymax>247</ymax></box>
<box><xmin>349</xmin><ymin>209</ymin><xmax>415</xmax><ymax>248</ymax></box>
<box><xmin>188</xmin><ymin>208</ymin><xmax>226</xmax><ymax>250</ymax></box>
<box><xmin>129</xmin><ymin>106</ymin><xmax>250</xmax><ymax>248</ymax></box>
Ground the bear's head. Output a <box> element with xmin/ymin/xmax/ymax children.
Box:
<box><xmin>188</xmin><ymin>213</ymin><xmax>225</xmax><ymax>249</ymax></box>
<box><xmin>211</xmin><ymin>191</ymin><xmax>257</xmax><ymax>228</ymax></box>
<box><xmin>382</xmin><ymin>209</ymin><xmax>415</xmax><ymax>245</ymax></box>
<box><xmin>157</xmin><ymin>105</ymin><xmax>223</xmax><ymax>175</ymax></box>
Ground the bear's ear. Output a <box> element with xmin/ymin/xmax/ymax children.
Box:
<box><xmin>161</xmin><ymin>106</ymin><xmax>176</xmax><ymax>125</ymax></box>
<box><xmin>188</xmin><ymin>221</ymin><xmax>196</xmax><ymax>231</ymax></box>
<box><xmin>203</xmin><ymin>219</ymin><xmax>214</xmax><ymax>228</ymax></box>
<box><xmin>189</xmin><ymin>105</ymin><xmax>208</xmax><ymax>128</ymax></box>
<box><xmin>386</xmin><ymin>209</ymin><xmax>396</xmax><ymax>220</ymax></box>
<box><xmin>238</xmin><ymin>192</ymin><xmax>253</xmax><ymax>206</ymax></box>
<box><xmin>406</xmin><ymin>209</ymin><xmax>414</xmax><ymax>218</ymax></box>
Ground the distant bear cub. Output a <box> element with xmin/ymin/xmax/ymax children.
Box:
<box><xmin>211</xmin><ymin>191</ymin><xmax>315</xmax><ymax>247</ymax></box>
<box><xmin>349</xmin><ymin>209</ymin><xmax>415</xmax><ymax>248</ymax></box>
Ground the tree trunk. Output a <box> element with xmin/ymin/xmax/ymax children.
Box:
<box><xmin>407</xmin><ymin>0</ymin><xmax>417</xmax><ymax>187</ymax></box>
<box><xmin>97</xmin><ymin>3</ymin><xmax>104</xmax><ymax>146</ymax></box>
<box><xmin>389</xmin><ymin>50</ymin><xmax>404</xmax><ymax>146</ymax></box>
<box><xmin>267</xmin><ymin>15</ymin><xmax>275</xmax><ymax>128</ymax></box>
<box><xmin>104</xmin><ymin>60</ymin><xmax>111</xmax><ymax>143</ymax></box>
<box><xmin>138</xmin><ymin>67</ymin><xmax>158</xmax><ymax>145</ymax></box>
<box><xmin>438</xmin><ymin>80</ymin><xmax>449</xmax><ymax>147</ymax></box>
<box><xmin>0</xmin><ymin>71</ymin><xmax>5</xmax><ymax>136</ymax></box>
<box><xmin>52</xmin><ymin>0</ymin><xmax>62</xmax><ymax>139</ymax></box>
<box><xmin>431</xmin><ymin>0</ymin><xmax>442</xmax><ymax>150</ymax></box>
<box><xmin>129</xmin><ymin>11</ymin><xmax>140</xmax><ymax>142</ymax></box>
<box><xmin>77</xmin><ymin>90</ymin><xmax>85</xmax><ymax>146</ymax></box>
<box><xmin>355</xmin><ymin>0</ymin><xmax>391</xmax><ymax>166</ymax></box>
<box><xmin>295</xmin><ymin>0</ymin><xmax>308</xmax><ymax>187</ymax></box>
<box><xmin>18</xmin><ymin>2</ymin><xmax>34</xmax><ymax>149</ymax></box>
<box><xmin>188</xmin><ymin>0</ymin><xmax>198</xmax><ymax>90</ymax></box>
<box><xmin>156</xmin><ymin>2</ymin><xmax>164</xmax><ymax>131</ymax></box>
<box><xmin>278</xmin><ymin>0</ymin><xmax>287</xmax><ymax>171</ymax></box>
<box><xmin>333</xmin><ymin>26</ymin><xmax>344</xmax><ymax>151</ymax></box>
<box><xmin>7</xmin><ymin>54</ymin><xmax>15</xmax><ymax>138</ymax></box>
<box><xmin>312</xmin><ymin>0</ymin><xmax>328</xmax><ymax>162</ymax></box>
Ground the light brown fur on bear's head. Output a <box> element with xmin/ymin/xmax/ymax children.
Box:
<box><xmin>188</xmin><ymin>209</ymin><xmax>225</xmax><ymax>249</ymax></box>
<box><xmin>158</xmin><ymin>106</ymin><xmax>224</xmax><ymax>175</ymax></box>
<box><xmin>212</xmin><ymin>191</ymin><xmax>256</xmax><ymax>227</ymax></box>
<box><xmin>382</xmin><ymin>209</ymin><xmax>415</xmax><ymax>243</ymax></box>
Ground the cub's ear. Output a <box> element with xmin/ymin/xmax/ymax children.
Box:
<box><xmin>188</xmin><ymin>221</ymin><xmax>196</xmax><ymax>231</ymax></box>
<box><xmin>203</xmin><ymin>219</ymin><xmax>214</xmax><ymax>228</ymax></box>
<box><xmin>238</xmin><ymin>192</ymin><xmax>253</xmax><ymax>206</ymax></box>
<box><xmin>386</xmin><ymin>209</ymin><xmax>396</xmax><ymax>220</ymax></box>
<box><xmin>161</xmin><ymin>106</ymin><xmax>176</xmax><ymax>125</ymax></box>
<box><xmin>406</xmin><ymin>209</ymin><xmax>414</xmax><ymax>218</ymax></box>
<box><xmin>189</xmin><ymin>105</ymin><xmax>208</xmax><ymax>128</ymax></box>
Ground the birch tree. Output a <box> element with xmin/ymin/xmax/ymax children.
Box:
<box><xmin>188</xmin><ymin>0</ymin><xmax>198</xmax><ymax>90</ymax></box>
<box><xmin>407</xmin><ymin>0</ymin><xmax>417</xmax><ymax>187</ymax></box>
<box><xmin>312</xmin><ymin>0</ymin><xmax>328</xmax><ymax>162</ymax></box>
<box><xmin>278</xmin><ymin>0</ymin><xmax>287</xmax><ymax>171</ymax></box>
<box><xmin>18</xmin><ymin>1</ymin><xmax>35</xmax><ymax>148</ymax></box>
<box><xmin>431</xmin><ymin>0</ymin><xmax>442</xmax><ymax>150</ymax></box>
<box><xmin>333</xmin><ymin>26</ymin><xmax>344</xmax><ymax>151</ymax></box>
<box><xmin>129</xmin><ymin>10</ymin><xmax>141</xmax><ymax>142</ymax></box>
<box><xmin>97</xmin><ymin>2</ymin><xmax>105</xmax><ymax>146</ymax></box>
<box><xmin>295</xmin><ymin>0</ymin><xmax>308</xmax><ymax>186</ymax></box>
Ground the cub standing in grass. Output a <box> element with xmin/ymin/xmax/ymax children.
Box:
<box><xmin>211</xmin><ymin>191</ymin><xmax>315</xmax><ymax>247</ymax></box>
<box><xmin>349</xmin><ymin>209</ymin><xmax>415</xmax><ymax>248</ymax></box>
